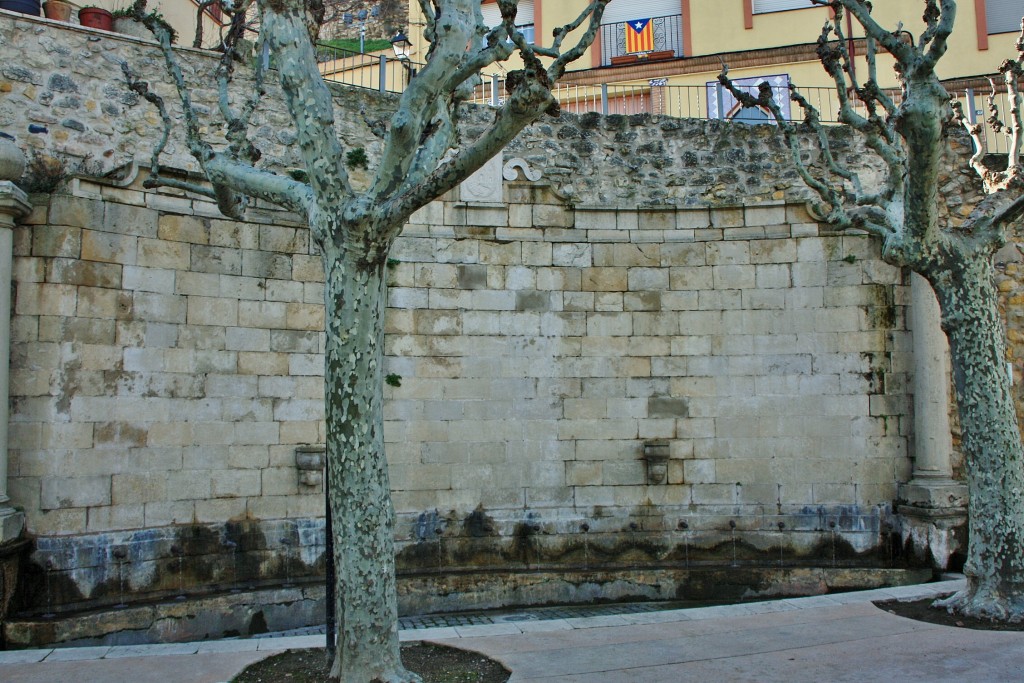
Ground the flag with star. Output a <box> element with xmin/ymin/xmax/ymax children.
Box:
<box><xmin>625</xmin><ymin>18</ymin><xmax>654</xmax><ymax>54</ymax></box>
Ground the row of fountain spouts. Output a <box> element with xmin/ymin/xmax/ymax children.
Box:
<box><xmin>37</xmin><ymin>519</ymin><xmax>892</xmax><ymax>618</ymax></box>
<box><xmin>39</xmin><ymin>534</ymin><xmax>306</xmax><ymax>619</ymax></box>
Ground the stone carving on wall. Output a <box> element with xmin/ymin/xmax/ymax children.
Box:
<box><xmin>460</xmin><ymin>155</ymin><xmax>504</xmax><ymax>203</ymax></box>
<box><xmin>502</xmin><ymin>158</ymin><xmax>541</xmax><ymax>182</ymax></box>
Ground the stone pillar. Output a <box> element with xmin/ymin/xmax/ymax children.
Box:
<box><xmin>0</xmin><ymin>181</ymin><xmax>28</xmax><ymax>544</ymax></box>
<box><xmin>898</xmin><ymin>273</ymin><xmax>967</xmax><ymax>568</ymax></box>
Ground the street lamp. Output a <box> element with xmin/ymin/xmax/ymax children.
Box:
<box><xmin>390</xmin><ymin>32</ymin><xmax>412</xmax><ymax>61</ymax></box>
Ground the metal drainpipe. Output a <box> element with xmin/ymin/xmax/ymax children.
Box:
<box><xmin>846</xmin><ymin>11</ymin><xmax>856</xmax><ymax>84</ymax></box>
<box><xmin>325</xmin><ymin>457</ymin><xmax>336</xmax><ymax>660</ymax></box>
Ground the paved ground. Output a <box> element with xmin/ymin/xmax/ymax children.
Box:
<box><xmin>2</xmin><ymin>577</ymin><xmax>1021</xmax><ymax>682</ymax></box>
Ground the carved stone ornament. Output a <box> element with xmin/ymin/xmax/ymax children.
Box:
<box><xmin>460</xmin><ymin>155</ymin><xmax>503</xmax><ymax>203</ymax></box>
<box><xmin>0</xmin><ymin>134</ymin><xmax>26</xmax><ymax>183</ymax></box>
<box><xmin>502</xmin><ymin>158</ymin><xmax>541</xmax><ymax>182</ymax></box>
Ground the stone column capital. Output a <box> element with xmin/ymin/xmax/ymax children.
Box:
<box><xmin>0</xmin><ymin>181</ymin><xmax>31</xmax><ymax>229</ymax></box>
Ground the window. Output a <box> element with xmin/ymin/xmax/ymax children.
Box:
<box><xmin>752</xmin><ymin>0</ymin><xmax>816</xmax><ymax>14</ymax></box>
<box><xmin>706</xmin><ymin>74</ymin><xmax>791</xmax><ymax>124</ymax></box>
<box><xmin>481</xmin><ymin>0</ymin><xmax>535</xmax><ymax>44</ymax></box>
<box><xmin>600</xmin><ymin>0</ymin><xmax>681</xmax><ymax>25</ymax></box>
<box><xmin>985</xmin><ymin>0</ymin><xmax>1024</xmax><ymax>35</ymax></box>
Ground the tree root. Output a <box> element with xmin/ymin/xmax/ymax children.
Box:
<box><xmin>935</xmin><ymin>588</ymin><xmax>1024</xmax><ymax>623</ymax></box>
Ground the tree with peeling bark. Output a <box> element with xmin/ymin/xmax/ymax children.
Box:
<box><xmin>122</xmin><ymin>0</ymin><xmax>608</xmax><ymax>680</ymax></box>
<box><xmin>721</xmin><ymin>0</ymin><xmax>1024</xmax><ymax>621</ymax></box>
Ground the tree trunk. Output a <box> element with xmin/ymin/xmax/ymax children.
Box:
<box><xmin>321</xmin><ymin>239</ymin><xmax>419</xmax><ymax>682</ymax></box>
<box><xmin>932</xmin><ymin>251</ymin><xmax>1024</xmax><ymax>621</ymax></box>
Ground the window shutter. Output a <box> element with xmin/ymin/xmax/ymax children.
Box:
<box><xmin>752</xmin><ymin>0</ymin><xmax>816</xmax><ymax>14</ymax></box>
<box><xmin>601</xmin><ymin>0</ymin><xmax>681</xmax><ymax>25</ymax></box>
<box><xmin>986</xmin><ymin>0</ymin><xmax>1024</xmax><ymax>35</ymax></box>
<box><xmin>480</xmin><ymin>0</ymin><xmax>534</xmax><ymax>28</ymax></box>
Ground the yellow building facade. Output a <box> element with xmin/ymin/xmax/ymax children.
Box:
<box><xmin>76</xmin><ymin>0</ymin><xmax>223</xmax><ymax>48</ymax></box>
<box><xmin>407</xmin><ymin>1</ymin><xmax>1024</xmax><ymax>124</ymax></box>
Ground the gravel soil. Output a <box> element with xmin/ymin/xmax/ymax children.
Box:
<box><xmin>232</xmin><ymin>643</ymin><xmax>511</xmax><ymax>683</ymax></box>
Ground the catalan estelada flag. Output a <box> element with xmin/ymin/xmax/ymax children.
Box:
<box><xmin>625</xmin><ymin>18</ymin><xmax>654</xmax><ymax>54</ymax></box>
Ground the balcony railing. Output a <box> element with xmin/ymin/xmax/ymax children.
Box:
<box><xmin>600</xmin><ymin>14</ymin><xmax>684</xmax><ymax>67</ymax></box>
<box><xmin>310</xmin><ymin>41</ymin><xmax>1012</xmax><ymax>156</ymax></box>
<box><xmin>314</xmin><ymin>43</ymin><xmax>424</xmax><ymax>94</ymax></box>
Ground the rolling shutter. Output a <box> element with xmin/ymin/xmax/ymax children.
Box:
<box><xmin>986</xmin><ymin>0</ymin><xmax>1024</xmax><ymax>34</ymax></box>
<box><xmin>480</xmin><ymin>0</ymin><xmax>534</xmax><ymax>28</ymax></box>
<box><xmin>752</xmin><ymin>0</ymin><xmax>816</xmax><ymax>14</ymax></box>
<box><xmin>601</xmin><ymin>0</ymin><xmax>681</xmax><ymax>24</ymax></box>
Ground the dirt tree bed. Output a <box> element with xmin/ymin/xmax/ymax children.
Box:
<box><xmin>232</xmin><ymin>643</ymin><xmax>511</xmax><ymax>683</ymax></box>
<box><xmin>876</xmin><ymin>594</ymin><xmax>1024</xmax><ymax>631</ymax></box>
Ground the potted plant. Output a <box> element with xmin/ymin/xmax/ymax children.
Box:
<box><xmin>0</xmin><ymin>0</ymin><xmax>41</xmax><ymax>16</ymax></box>
<box><xmin>42</xmin><ymin>0</ymin><xmax>73</xmax><ymax>21</ymax></box>
<box><xmin>78</xmin><ymin>5</ymin><xmax>113</xmax><ymax>30</ymax></box>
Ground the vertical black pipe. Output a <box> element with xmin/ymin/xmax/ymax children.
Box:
<box><xmin>325</xmin><ymin>456</ymin><xmax>336</xmax><ymax>660</ymax></box>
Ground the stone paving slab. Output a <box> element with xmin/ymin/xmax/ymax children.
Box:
<box><xmin>194</xmin><ymin>639</ymin><xmax>261</xmax><ymax>654</ymax></box>
<box><xmin>399</xmin><ymin>626</ymin><xmax>459</xmax><ymax>641</ymax></box>
<box><xmin>0</xmin><ymin>577</ymin><xmax>982</xmax><ymax>683</ymax></box>
<box><xmin>454</xmin><ymin>623</ymin><xmax>524</xmax><ymax>638</ymax></box>
<box><xmin>255</xmin><ymin>635</ymin><xmax>319</xmax><ymax>651</ymax></box>
<box><xmin>103</xmin><ymin>642</ymin><xmax>200</xmax><ymax>658</ymax></box>
<box><xmin>0</xmin><ymin>651</ymin><xmax>272</xmax><ymax>683</ymax></box>
<box><xmin>42</xmin><ymin>645</ymin><xmax>111</xmax><ymax>661</ymax></box>
<box><xmin>435</xmin><ymin>595</ymin><xmax>1023</xmax><ymax>683</ymax></box>
<box><xmin>0</xmin><ymin>649</ymin><xmax>50</xmax><ymax>664</ymax></box>
<box><xmin>513</xmin><ymin>619</ymin><xmax>575</xmax><ymax>633</ymax></box>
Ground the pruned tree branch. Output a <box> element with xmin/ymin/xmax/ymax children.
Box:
<box><xmin>375</xmin><ymin>0</ymin><xmax>610</xmax><ymax>233</ymax></box>
<box><xmin>954</xmin><ymin>19</ymin><xmax>1024</xmax><ymax>196</ymax></box>
<box><xmin>717</xmin><ymin>66</ymin><xmax>898</xmax><ymax>244</ymax></box>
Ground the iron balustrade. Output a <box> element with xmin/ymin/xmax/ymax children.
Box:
<box><xmin>309</xmin><ymin>41</ymin><xmax>1014</xmax><ymax>155</ymax></box>
<box><xmin>314</xmin><ymin>42</ymin><xmax>423</xmax><ymax>93</ymax></box>
<box><xmin>599</xmin><ymin>14</ymin><xmax>685</xmax><ymax>66</ymax></box>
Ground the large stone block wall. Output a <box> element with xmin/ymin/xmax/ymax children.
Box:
<box><xmin>0</xmin><ymin>14</ymin><xmax>983</xmax><ymax>623</ymax></box>
<box><xmin>4</xmin><ymin>168</ymin><xmax>913</xmax><ymax>615</ymax></box>
<box><xmin>385</xmin><ymin>187</ymin><xmax>910</xmax><ymax>557</ymax></box>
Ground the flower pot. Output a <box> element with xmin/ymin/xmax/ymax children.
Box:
<box><xmin>42</xmin><ymin>0</ymin><xmax>72</xmax><ymax>21</ymax></box>
<box><xmin>78</xmin><ymin>6</ymin><xmax>112</xmax><ymax>30</ymax></box>
<box><xmin>0</xmin><ymin>0</ymin><xmax>41</xmax><ymax>16</ymax></box>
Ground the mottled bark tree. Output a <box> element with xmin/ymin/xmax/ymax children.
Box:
<box><xmin>722</xmin><ymin>0</ymin><xmax>1024</xmax><ymax>621</ymax></box>
<box><xmin>124</xmin><ymin>0</ymin><xmax>608</xmax><ymax>680</ymax></box>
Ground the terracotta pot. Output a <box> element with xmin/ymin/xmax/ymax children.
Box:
<box><xmin>78</xmin><ymin>6</ymin><xmax>112</xmax><ymax>30</ymax></box>
<box><xmin>42</xmin><ymin>0</ymin><xmax>72</xmax><ymax>21</ymax></box>
<box><xmin>0</xmin><ymin>0</ymin><xmax>41</xmax><ymax>15</ymax></box>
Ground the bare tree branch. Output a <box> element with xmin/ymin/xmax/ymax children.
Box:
<box><xmin>717</xmin><ymin>67</ymin><xmax>897</xmax><ymax>242</ymax></box>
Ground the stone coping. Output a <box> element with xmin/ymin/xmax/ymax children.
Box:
<box><xmin>0</xmin><ymin>576</ymin><xmax>965</xmax><ymax>664</ymax></box>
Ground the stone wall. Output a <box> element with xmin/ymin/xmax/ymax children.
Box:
<box><xmin>0</xmin><ymin>13</ymin><xmax>984</xmax><ymax>632</ymax></box>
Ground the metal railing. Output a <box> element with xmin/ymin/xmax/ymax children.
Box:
<box><xmin>472</xmin><ymin>79</ymin><xmax>867</xmax><ymax>123</ymax></box>
<box><xmin>311</xmin><ymin>43</ymin><xmax>1018</xmax><ymax>157</ymax></box>
<box><xmin>315</xmin><ymin>42</ymin><xmax>423</xmax><ymax>93</ymax></box>
<box><xmin>951</xmin><ymin>87</ymin><xmax>1021</xmax><ymax>155</ymax></box>
<box><xmin>599</xmin><ymin>14</ymin><xmax>685</xmax><ymax>66</ymax></box>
